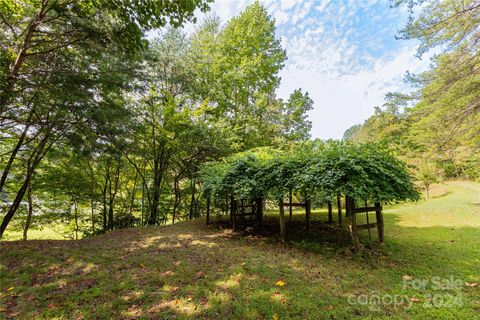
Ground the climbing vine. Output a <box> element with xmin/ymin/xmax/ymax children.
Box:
<box><xmin>201</xmin><ymin>141</ymin><xmax>420</xmax><ymax>203</ymax></box>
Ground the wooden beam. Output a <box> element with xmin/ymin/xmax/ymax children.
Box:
<box><xmin>234</xmin><ymin>212</ymin><xmax>256</xmax><ymax>217</ymax></box>
<box><xmin>354</xmin><ymin>206</ymin><xmax>382</xmax><ymax>214</ymax></box>
<box><xmin>356</xmin><ymin>222</ymin><xmax>378</xmax><ymax>230</ymax></box>
<box><xmin>282</xmin><ymin>202</ymin><xmax>306</xmax><ymax>207</ymax></box>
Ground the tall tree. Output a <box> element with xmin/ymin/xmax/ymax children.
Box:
<box><xmin>0</xmin><ymin>0</ymin><xmax>211</xmax><ymax>237</ymax></box>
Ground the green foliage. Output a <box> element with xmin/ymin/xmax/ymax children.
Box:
<box><xmin>281</xmin><ymin>89</ymin><xmax>314</xmax><ymax>142</ymax></box>
<box><xmin>189</xmin><ymin>1</ymin><xmax>290</xmax><ymax>150</ymax></box>
<box><xmin>415</xmin><ymin>161</ymin><xmax>438</xmax><ymax>199</ymax></box>
<box><xmin>1</xmin><ymin>1</ymin><xmax>315</xmax><ymax>237</ymax></box>
<box><xmin>345</xmin><ymin>0</ymin><xmax>480</xmax><ymax>181</ymax></box>
<box><xmin>201</xmin><ymin>141</ymin><xmax>420</xmax><ymax>204</ymax></box>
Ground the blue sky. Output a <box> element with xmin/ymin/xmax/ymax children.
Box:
<box><xmin>194</xmin><ymin>0</ymin><xmax>431</xmax><ymax>139</ymax></box>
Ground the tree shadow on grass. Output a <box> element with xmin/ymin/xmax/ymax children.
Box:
<box><xmin>2</xmin><ymin>217</ymin><xmax>479</xmax><ymax>319</ymax></box>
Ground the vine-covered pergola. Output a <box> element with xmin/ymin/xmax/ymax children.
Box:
<box><xmin>200</xmin><ymin>141</ymin><xmax>419</xmax><ymax>251</ymax></box>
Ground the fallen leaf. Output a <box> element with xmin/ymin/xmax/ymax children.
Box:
<box><xmin>410</xmin><ymin>297</ymin><xmax>422</xmax><ymax>302</ymax></box>
<box><xmin>326</xmin><ymin>305</ymin><xmax>334</xmax><ymax>310</ymax></box>
<box><xmin>0</xmin><ymin>308</ymin><xmax>6</xmax><ymax>313</ymax></box>
<box><xmin>196</xmin><ymin>271</ymin><xmax>205</xmax><ymax>279</ymax></box>
<box><xmin>272</xmin><ymin>313</ymin><xmax>279</xmax><ymax>320</ymax></box>
<box><xmin>465</xmin><ymin>282</ymin><xmax>478</xmax><ymax>287</ymax></box>
<box><xmin>7</xmin><ymin>287</ymin><xmax>14</xmax><ymax>291</ymax></box>
<box><xmin>276</xmin><ymin>280</ymin><xmax>286</xmax><ymax>287</ymax></box>
<box><xmin>402</xmin><ymin>275</ymin><xmax>413</xmax><ymax>281</ymax></box>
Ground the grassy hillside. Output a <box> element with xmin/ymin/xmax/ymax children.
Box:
<box><xmin>1</xmin><ymin>181</ymin><xmax>479</xmax><ymax>319</ymax></box>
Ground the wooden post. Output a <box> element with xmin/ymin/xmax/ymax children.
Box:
<box><xmin>278</xmin><ymin>199</ymin><xmax>286</xmax><ymax>241</ymax></box>
<box><xmin>347</xmin><ymin>196</ymin><xmax>360</xmax><ymax>252</ymax></box>
<box><xmin>365</xmin><ymin>200</ymin><xmax>372</xmax><ymax>241</ymax></box>
<box><xmin>337</xmin><ymin>195</ymin><xmax>342</xmax><ymax>225</ymax></box>
<box><xmin>289</xmin><ymin>189</ymin><xmax>293</xmax><ymax>223</ymax></box>
<box><xmin>206</xmin><ymin>196</ymin><xmax>210</xmax><ymax>225</ymax></box>
<box><xmin>375</xmin><ymin>202</ymin><xmax>384</xmax><ymax>244</ymax></box>
<box><xmin>230</xmin><ymin>195</ymin><xmax>234</xmax><ymax>224</ymax></box>
<box><xmin>241</xmin><ymin>199</ymin><xmax>245</xmax><ymax>224</ymax></box>
<box><xmin>256</xmin><ymin>198</ymin><xmax>263</xmax><ymax>224</ymax></box>
<box><xmin>232</xmin><ymin>198</ymin><xmax>237</xmax><ymax>231</ymax></box>
<box><xmin>327</xmin><ymin>201</ymin><xmax>333</xmax><ymax>223</ymax></box>
<box><xmin>345</xmin><ymin>196</ymin><xmax>350</xmax><ymax>218</ymax></box>
<box><xmin>305</xmin><ymin>198</ymin><xmax>311</xmax><ymax>233</ymax></box>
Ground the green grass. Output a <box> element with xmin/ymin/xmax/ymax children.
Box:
<box><xmin>1</xmin><ymin>226</ymin><xmax>78</xmax><ymax>241</ymax></box>
<box><xmin>1</xmin><ymin>181</ymin><xmax>479</xmax><ymax>319</ymax></box>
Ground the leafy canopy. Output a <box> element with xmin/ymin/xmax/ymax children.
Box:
<box><xmin>201</xmin><ymin>141</ymin><xmax>420</xmax><ymax>203</ymax></box>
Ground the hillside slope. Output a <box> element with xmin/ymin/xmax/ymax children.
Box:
<box><xmin>1</xmin><ymin>181</ymin><xmax>479</xmax><ymax>319</ymax></box>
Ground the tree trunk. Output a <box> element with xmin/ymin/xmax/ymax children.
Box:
<box><xmin>23</xmin><ymin>180</ymin><xmax>33</xmax><ymax>241</ymax></box>
<box><xmin>102</xmin><ymin>164</ymin><xmax>110</xmax><ymax>232</ymax></box>
<box><xmin>0</xmin><ymin>130</ymin><xmax>50</xmax><ymax>238</ymax></box>
<box><xmin>0</xmin><ymin>119</ymin><xmax>32</xmax><ymax>192</ymax></box>
<box><xmin>108</xmin><ymin>164</ymin><xmax>120</xmax><ymax>230</ymax></box>
<box><xmin>1</xmin><ymin>0</ymin><xmax>48</xmax><ymax>114</ymax></box>
<box><xmin>74</xmin><ymin>201</ymin><xmax>79</xmax><ymax>240</ymax></box>
<box><xmin>189</xmin><ymin>179</ymin><xmax>196</xmax><ymax>220</ymax></box>
<box><xmin>149</xmin><ymin>156</ymin><xmax>162</xmax><ymax>225</ymax></box>
<box><xmin>172</xmin><ymin>177</ymin><xmax>180</xmax><ymax>224</ymax></box>
<box><xmin>128</xmin><ymin>169</ymin><xmax>138</xmax><ymax>216</ymax></box>
<box><xmin>90</xmin><ymin>189</ymin><xmax>95</xmax><ymax>234</ymax></box>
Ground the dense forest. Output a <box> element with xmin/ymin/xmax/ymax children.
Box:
<box><xmin>1</xmin><ymin>0</ymin><xmax>479</xmax><ymax>240</ymax></box>
<box><xmin>0</xmin><ymin>1</ymin><xmax>314</xmax><ymax>239</ymax></box>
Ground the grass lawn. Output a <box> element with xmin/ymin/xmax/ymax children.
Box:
<box><xmin>1</xmin><ymin>181</ymin><xmax>479</xmax><ymax>319</ymax></box>
<box><xmin>1</xmin><ymin>227</ymin><xmax>80</xmax><ymax>242</ymax></box>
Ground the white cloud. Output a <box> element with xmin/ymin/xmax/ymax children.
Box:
<box><xmin>315</xmin><ymin>0</ymin><xmax>330</xmax><ymax>12</ymax></box>
<box><xmin>277</xmin><ymin>44</ymin><xmax>430</xmax><ymax>139</ymax></box>
<box><xmin>188</xmin><ymin>0</ymin><xmax>432</xmax><ymax>139</ymax></box>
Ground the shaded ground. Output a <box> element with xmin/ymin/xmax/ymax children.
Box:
<box><xmin>1</xmin><ymin>181</ymin><xmax>479</xmax><ymax>319</ymax></box>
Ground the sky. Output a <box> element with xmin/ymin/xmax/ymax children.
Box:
<box><xmin>192</xmin><ymin>0</ymin><xmax>432</xmax><ymax>139</ymax></box>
